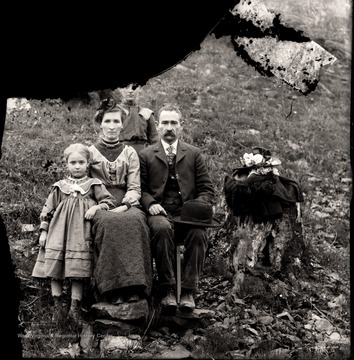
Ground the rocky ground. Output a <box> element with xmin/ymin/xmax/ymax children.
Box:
<box><xmin>13</xmin><ymin>183</ymin><xmax>350</xmax><ymax>359</ymax></box>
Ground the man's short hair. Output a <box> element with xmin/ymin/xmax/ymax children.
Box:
<box><xmin>157</xmin><ymin>104</ymin><xmax>183</xmax><ymax>122</ymax></box>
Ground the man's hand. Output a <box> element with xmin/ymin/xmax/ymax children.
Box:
<box><xmin>109</xmin><ymin>205</ymin><xmax>128</xmax><ymax>213</ymax></box>
<box><xmin>39</xmin><ymin>231</ymin><xmax>47</xmax><ymax>248</ymax></box>
<box><xmin>85</xmin><ymin>205</ymin><xmax>101</xmax><ymax>219</ymax></box>
<box><xmin>148</xmin><ymin>204</ymin><xmax>167</xmax><ymax>216</ymax></box>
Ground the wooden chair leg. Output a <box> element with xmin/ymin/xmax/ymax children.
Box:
<box><xmin>176</xmin><ymin>245</ymin><xmax>181</xmax><ymax>304</ymax></box>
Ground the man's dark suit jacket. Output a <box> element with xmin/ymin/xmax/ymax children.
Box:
<box><xmin>139</xmin><ymin>140</ymin><xmax>215</xmax><ymax>212</ymax></box>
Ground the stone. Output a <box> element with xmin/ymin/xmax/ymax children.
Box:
<box><xmin>328</xmin><ymin>332</ymin><xmax>341</xmax><ymax>341</ymax></box>
<box><xmin>221</xmin><ymin>0</ymin><xmax>337</xmax><ymax>94</ymax></box>
<box><xmin>314</xmin><ymin>318</ymin><xmax>334</xmax><ymax>333</ymax></box>
<box><xmin>100</xmin><ymin>335</ymin><xmax>141</xmax><ymax>355</ymax></box>
<box><xmin>193</xmin><ymin>308</ymin><xmax>216</xmax><ymax>317</ymax></box>
<box><xmin>233</xmin><ymin>38</ymin><xmax>336</xmax><ymax>94</ymax></box>
<box><xmin>284</xmin><ymin>334</ymin><xmax>301</xmax><ymax>344</ymax></box>
<box><xmin>156</xmin><ymin>344</ymin><xmax>191</xmax><ymax>359</ymax></box>
<box><xmin>79</xmin><ymin>322</ymin><xmax>95</xmax><ymax>351</ymax></box>
<box><xmin>93</xmin><ymin>319</ymin><xmax>143</xmax><ymax>337</ymax></box>
<box><xmin>88</xmin><ymin>300</ymin><xmax>149</xmax><ymax>322</ymax></box>
<box><xmin>21</xmin><ymin>224</ymin><xmax>35</xmax><ymax>232</ymax></box>
<box><xmin>258</xmin><ymin>315</ymin><xmax>273</xmax><ymax>325</ymax></box>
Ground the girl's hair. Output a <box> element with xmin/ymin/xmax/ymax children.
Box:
<box><xmin>93</xmin><ymin>97</ymin><xmax>126</xmax><ymax>124</ymax></box>
<box><xmin>63</xmin><ymin>143</ymin><xmax>90</xmax><ymax>162</ymax></box>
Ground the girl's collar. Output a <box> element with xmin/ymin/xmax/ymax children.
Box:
<box><xmin>68</xmin><ymin>175</ymin><xmax>88</xmax><ymax>183</ymax></box>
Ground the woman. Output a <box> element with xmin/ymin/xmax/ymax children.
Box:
<box><xmin>118</xmin><ymin>83</ymin><xmax>159</xmax><ymax>153</ymax></box>
<box><xmin>89</xmin><ymin>97</ymin><xmax>152</xmax><ymax>304</ymax></box>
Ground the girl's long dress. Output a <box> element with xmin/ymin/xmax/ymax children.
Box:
<box><xmin>89</xmin><ymin>143</ymin><xmax>152</xmax><ymax>298</ymax></box>
<box><xmin>32</xmin><ymin>177</ymin><xmax>115</xmax><ymax>279</ymax></box>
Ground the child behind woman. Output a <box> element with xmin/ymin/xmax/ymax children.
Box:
<box><xmin>32</xmin><ymin>143</ymin><xmax>115</xmax><ymax>323</ymax></box>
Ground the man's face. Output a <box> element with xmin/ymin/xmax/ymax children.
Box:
<box><xmin>120</xmin><ymin>83</ymin><xmax>141</xmax><ymax>104</ymax></box>
<box><xmin>156</xmin><ymin>110</ymin><xmax>183</xmax><ymax>144</ymax></box>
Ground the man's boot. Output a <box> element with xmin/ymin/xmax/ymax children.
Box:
<box><xmin>160</xmin><ymin>286</ymin><xmax>177</xmax><ymax>309</ymax></box>
<box><xmin>179</xmin><ymin>288</ymin><xmax>195</xmax><ymax>312</ymax></box>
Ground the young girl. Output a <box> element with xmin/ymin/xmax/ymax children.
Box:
<box><xmin>32</xmin><ymin>143</ymin><xmax>115</xmax><ymax>323</ymax></box>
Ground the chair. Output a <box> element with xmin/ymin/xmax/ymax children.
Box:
<box><xmin>174</xmin><ymin>225</ymin><xmax>185</xmax><ymax>304</ymax></box>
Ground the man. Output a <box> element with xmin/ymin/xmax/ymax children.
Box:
<box><xmin>139</xmin><ymin>104</ymin><xmax>215</xmax><ymax>311</ymax></box>
<box><xmin>118</xmin><ymin>83</ymin><xmax>159</xmax><ymax>153</ymax></box>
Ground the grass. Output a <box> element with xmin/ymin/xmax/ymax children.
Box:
<box><xmin>1</xmin><ymin>6</ymin><xmax>351</xmax><ymax>357</ymax></box>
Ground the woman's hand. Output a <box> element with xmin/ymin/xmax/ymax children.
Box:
<box><xmin>85</xmin><ymin>205</ymin><xmax>101</xmax><ymax>220</ymax></box>
<box><xmin>109</xmin><ymin>205</ymin><xmax>128</xmax><ymax>213</ymax></box>
<box><xmin>39</xmin><ymin>231</ymin><xmax>47</xmax><ymax>248</ymax></box>
<box><xmin>148</xmin><ymin>204</ymin><xmax>167</xmax><ymax>216</ymax></box>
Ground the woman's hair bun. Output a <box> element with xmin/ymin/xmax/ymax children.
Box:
<box><xmin>94</xmin><ymin>97</ymin><xmax>122</xmax><ymax>123</ymax></box>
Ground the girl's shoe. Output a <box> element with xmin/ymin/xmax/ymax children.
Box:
<box><xmin>52</xmin><ymin>295</ymin><xmax>67</xmax><ymax>323</ymax></box>
<box><xmin>68</xmin><ymin>299</ymin><xmax>81</xmax><ymax>323</ymax></box>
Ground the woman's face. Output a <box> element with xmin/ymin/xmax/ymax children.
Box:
<box><xmin>100</xmin><ymin>111</ymin><xmax>123</xmax><ymax>141</ymax></box>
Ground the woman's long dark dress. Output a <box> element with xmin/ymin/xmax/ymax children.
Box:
<box><xmin>89</xmin><ymin>141</ymin><xmax>152</xmax><ymax>299</ymax></box>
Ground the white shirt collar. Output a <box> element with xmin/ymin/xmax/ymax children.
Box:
<box><xmin>161</xmin><ymin>139</ymin><xmax>178</xmax><ymax>155</ymax></box>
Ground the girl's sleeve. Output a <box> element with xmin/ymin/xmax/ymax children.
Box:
<box><xmin>39</xmin><ymin>186</ymin><xmax>61</xmax><ymax>231</ymax></box>
<box><xmin>121</xmin><ymin>147</ymin><xmax>141</xmax><ymax>207</ymax></box>
<box><xmin>93</xmin><ymin>184</ymin><xmax>116</xmax><ymax>210</ymax></box>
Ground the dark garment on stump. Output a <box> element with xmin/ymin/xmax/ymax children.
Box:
<box><xmin>224</xmin><ymin>172</ymin><xmax>304</xmax><ymax>223</ymax></box>
<box><xmin>148</xmin><ymin>154</ymin><xmax>208</xmax><ymax>290</ymax></box>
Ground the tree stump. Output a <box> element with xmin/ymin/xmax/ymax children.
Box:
<box><xmin>222</xmin><ymin>174</ymin><xmax>308</xmax><ymax>300</ymax></box>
